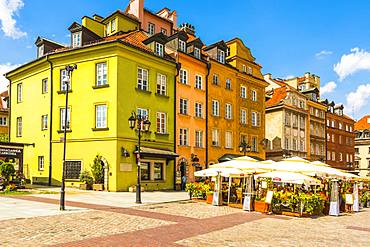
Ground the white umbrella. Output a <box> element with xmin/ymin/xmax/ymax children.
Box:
<box><xmin>255</xmin><ymin>171</ymin><xmax>321</xmax><ymax>185</ymax></box>
<box><xmin>194</xmin><ymin>167</ymin><xmax>246</xmax><ymax>178</ymax></box>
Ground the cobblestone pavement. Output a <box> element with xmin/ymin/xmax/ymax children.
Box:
<box><xmin>1</xmin><ymin>195</ymin><xmax>369</xmax><ymax>247</ymax></box>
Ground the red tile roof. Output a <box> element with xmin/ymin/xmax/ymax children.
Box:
<box><xmin>355</xmin><ymin>115</ymin><xmax>370</xmax><ymax>130</ymax></box>
<box><xmin>266</xmin><ymin>86</ymin><xmax>287</xmax><ymax>107</ymax></box>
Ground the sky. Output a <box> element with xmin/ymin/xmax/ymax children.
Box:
<box><xmin>0</xmin><ymin>0</ymin><xmax>370</xmax><ymax>119</ymax></box>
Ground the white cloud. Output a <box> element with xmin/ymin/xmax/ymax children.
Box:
<box><xmin>334</xmin><ymin>48</ymin><xmax>370</xmax><ymax>81</ymax></box>
<box><xmin>345</xmin><ymin>83</ymin><xmax>370</xmax><ymax>117</ymax></box>
<box><xmin>320</xmin><ymin>81</ymin><xmax>337</xmax><ymax>95</ymax></box>
<box><xmin>0</xmin><ymin>0</ymin><xmax>26</xmax><ymax>39</ymax></box>
<box><xmin>0</xmin><ymin>63</ymin><xmax>20</xmax><ymax>92</ymax></box>
<box><xmin>315</xmin><ymin>50</ymin><xmax>333</xmax><ymax>59</ymax></box>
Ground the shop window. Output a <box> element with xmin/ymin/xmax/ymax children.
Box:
<box><xmin>141</xmin><ymin>162</ymin><xmax>150</xmax><ymax>181</ymax></box>
<box><xmin>154</xmin><ymin>162</ymin><xmax>164</xmax><ymax>180</ymax></box>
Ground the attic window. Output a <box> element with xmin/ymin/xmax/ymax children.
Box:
<box><xmin>72</xmin><ymin>31</ymin><xmax>82</xmax><ymax>48</ymax></box>
<box><xmin>155</xmin><ymin>42</ymin><xmax>164</xmax><ymax>57</ymax></box>
<box><xmin>111</xmin><ymin>19</ymin><xmax>116</xmax><ymax>32</ymax></box>
<box><xmin>226</xmin><ymin>47</ymin><xmax>230</xmax><ymax>57</ymax></box>
<box><xmin>194</xmin><ymin>47</ymin><xmax>201</xmax><ymax>59</ymax></box>
<box><xmin>217</xmin><ymin>49</ymin><xmax>225</xmax><ymax>64</ymax></box>
<box><xmin>179</xmin><ymin>40</ymin><xmax>186</xmax><ymax>52</ymax></box>
<box><xmin>37</xmin><ymin>45</ymin><xmax>44</xmax><ymax>58</ymax></box>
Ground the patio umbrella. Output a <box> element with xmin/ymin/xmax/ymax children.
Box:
<box><xmin>194</xmin><ymin>167</ymin><xmax>246</xmax><ymax>178</ymax></box>
<box><xmin>255</xmin><ymin>171</ymin><xmax>321</xmax><ymax>185</ymax></box>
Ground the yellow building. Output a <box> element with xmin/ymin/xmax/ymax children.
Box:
<box><xmin>6</xmin><ymin>12</ymin><xmax>178</xmax><ymax>192</ymax></box>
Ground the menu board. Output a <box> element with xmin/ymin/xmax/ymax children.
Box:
<box><xmin>265</xmin><ymin>190</ymin><xmax>274</xmax><ymax>204</ymax></box>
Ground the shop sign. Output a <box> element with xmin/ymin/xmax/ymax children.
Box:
<box><xmin>0</xmin><ymin>147</ymin><xmax>22</xmax><ymax>157</ymax></box>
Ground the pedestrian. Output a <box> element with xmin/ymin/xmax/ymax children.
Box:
<box><xmin>181</xmin><ymin>175</ymin><xmax>187</xmax><ymax>191</ymax></box>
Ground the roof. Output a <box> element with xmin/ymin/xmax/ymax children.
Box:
<box><xmin>266</xmin><ymin>86</ymin><xmax>288</xmax><ymax>107</ymax></box>
<box><xmin>355</xmin><ymin>115</ymin><xmax>370</xmax><ymax>130</ymax></box>
<box><xmin>204</xmin><ymin>40</ymin><xmax>228</xmax><ymax>51</ymax></box>
<box><xmin>0</xmin><ymin>91</ymin><xmax>8</xmax><ymax>98</ymax></box>
<box><xmin>103</xmin><ymin>10</ymin><xmax>140</xmax><ymax>24</ymax></box>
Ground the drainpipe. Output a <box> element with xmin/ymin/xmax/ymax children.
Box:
<box><xmin>173</xmin><ymin>62</ymin><xmax>181</xmax><ymax>190</ymax></box>
<box><xmin>205</xmin><ymin>62</ymin><xmax>211</xmax><ymax>168</ymax></box>
<box><xmin>46</xmin><ymin>56</ymin><xmax>53</xmax><ymax>186</ymax></box>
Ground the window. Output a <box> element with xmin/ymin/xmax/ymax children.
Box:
<box><xmin>332</xmin><ymin>152</ymin><xmax>335</xmax><ymax>161</ymax></box>
<box><xmin>111</xmin><ymin>19</ymin><xmax>116</xmax><ymax>32</ymax></box>
<box><xmin>38</xmin><ymin>45</ymin><xmax>44</xmax><ymax>58</ymax></box>
<box><xmin>41</xmin><ymin>115</ymin><xmax>48</xmax><ymax>130</ymax></box>
<box><xmin>16</xmin><ymin>117</ymin><xmax>22</xmax><ymax>137</ymax></box>
<box><xmin>17</xmin><ymin>83</ymin><xmax>22</xmax><ymax>103</ymax></box>
<box><xmin>350</xmin><ymin>126</ymin><xmax>353</xmax><ymax>132</ymax></box>
<box><xmin>106</xmin><ymin>22</ymin><xmax>111</xmax><ymax>34</ymax></box>
<box><xmin>60</xmin><ymin>108</ymin><xmax>71</xmax><ymax>130</ymax></box>
<box><xmin>285</xmin><ymin>112</ymin><xmax>291</xmax><ymax>126</ymax></box>
<box><xmin>346</xmin><ymin>153</ymin><xmax>349</xmax><ymax>162</ymax></box>
<box><xmin>179</xmin><ymin>69</ymin><xmax>188</xmax><ymax>84</ymax></box>
<box><xmin>96</xmin><ymin>63</ymin><xmax>108</xmax><ymax>86</ymax></box>
<box><xmin>300</xmin><ymin>116</ymin><xmax>305</xmax><ymax>129</ymax></box>
<box><xmin>339</xmin><ymin>135</ymin><xmax>342</xmax><ymax>144</ymax></box>
<box><xmin>332</xmin><ymin>134</ymin><xmax>335</xmax><ymax>143</ymax></box>
<box><xmin>299</xmin><ymin>84</ymin><xmax>305</xmax><ymax>91</ymax></box>
<box><xmin>251</xmin><ymin>136</ymin><xmax>258</xmax><ymax>152</ymax></box>
<box><xmin>327</xmin><ymin>119</ymin><xmax>330</xmax><ymax>127</ymax></box>
<box><xmin>310</xmin><ymin>143</ymin><xmax>314</xmax><ymax>154</ymax></box>
<box><xmin>251</xmin><ymin>90</ymin><xmax>257</xmax><ymax>102</ymax></box>
<box><xmin>195</xmin><ymin>103</ymin><xmax>203</xmax><ymax>118</ymax></box>
<box><xmin>241</xmin><ymin>86</ymin><xmax>247</xmax><ymax>99</ymax></box>
<box><xmin>95</xmin><ymin>105</ymin><xmax>107</xmax><ymax>129</ymax></box>
<box><xmin>331</xmin><ymin>120</ymin><xmax>335</xmax><ymax>128</ymax></box>
<box><xmin>0</xmin><ymin>117</ymin><xmax>7</xmax><ymax>126</ymax></box>
<box><xmin>156</xmin><ymin>112</ymin><xmax>167</xmax><ymax>134</ymax></box>
<box><xmin>293</xmin><ymin>115</ymin><xmax>298</xmax><ymax>128</ymax></box>
<box><xmin>300</xmin><ymin>140</ymin><xmax>305</xmax><ymax>151</ymax></box>
<box><xmin>242</xmin><ymin>64</ymin><xmax>246</xmax><ymax>73</ymax></box>
<box><xmin>299</xmin><ymin>101</ymin><xmax>305</xmax><ymax>109</ymax></box>
<box><xmin>179</xmin><ymin>39</ymin><xmax>186</xmax><ymax>52</ymax></box>
<box><xmin>141</xmin><ymin>162</ymin><xmax>150</xmax><ymax>181</ymax></box>
<box><xmin>195</xmin><ymin>75</ymin><xmax>202</xmax><ymax>89</ymax></box>
<box><xmin>155</xmin><ymin>43</ymin><xmax>164</xmax><ymax>56</ymax></box>
<box><xmin>72</xmin><ymin>32</ymin><xmax>82</xmax><ymax>48</ymax></box>
<box><xmin>60</xmin><ymin>69</ymin><xmax>70</xmax><ymax>91</ymax></box>
<box><xmin>285</xmin><ymin>138</ymin><xmax>290</xmax><ymax>149</ymax></box>
<box><xmin>247</xmin><ymin>66</ymin><xmax>252</xmax><ymax>75</ymax></box>
<box><xmin>345</xmin><ymin>125</ymin><xmax>349</xmax><ymax>131</ymax></box>
<box><xmin>212</xmin><ymin>100</ymin><xmax>220</xmax><ymax>116</ymax></box>
<box><xmin>137</xmin><ymin>68</ymin><xmax>149</xmax><ymax>91</ymax></box>
<box><xmin>252</xmin><ymin>112</ymin><xmax>259</xmax><ymax>127</ymax></box>
<box><xmin>137</xmin><ymin>108</ymin><xmax>149</xmax><ymax>128</ymax></box>
<box><xmin>355</xmin><ymin>148</ymin><xmax>359</xmax><ymax>154</ymax></box>
<box><xmin>194</xmin><ymin>47</ymin><xmax>201</xmax><ymax>59</ymax></box>
<box><xmin>195</xmin><ymin>130</ymin><xmax>203</xmax><ymax>148</ymax></box>
<box><xmin>212</xmin><ymin>129</ymin><xmax>220</xmax><ymax>146</ymax></box>
<box><xmin>240</xmin><ymin>109</ymin><xmax>247</xmax><ymax>125</ymax></box>
<box><xmin>148</xmin><ymin>23</ymin><xmax>155</xmax><ymax>35</ymax></box>
<box><xmin>226</xmin><ymin>79</ymin><xmax>231</xmax><ymax>90</ymax></box>
<box><xmin>327</xmin><ymin>151</ymin><xmax>331</xmax><ymax>161</ymax></box>
<box><xmin>225</xmin><ymin>103</ymin><xmax>232</xmax><ymax>119</ymax></box>
<box><xmin>226</xmin><ymin>47</ymin><xmax>230</xmax><ymax>57</ymax></box>
<box><xmin>156</xmin><ymin>73</ymin><xmax>167</xmax><ymax>95</ymax></box>
<box><xmin>339</xmin><ymin>153</ymin><xmax>343</xmax><ymax>162</ymax></box>
<box><xmin>154</xmin><ymin>162</ymin><xmax>164</xmax><ymax>180</ymax></box>
<box><xmin>293</xmin><ymin>139</ymin><xmax>297</xmax><ymax>151</ymax></box>
<box><xmin>42</xmin><ymin>78</ymin><xmax>48</xmax><ymax>94</ymax></box>
<box><xmin>212</xmin><ymin>74</ymin><xmax>219</xmax><ymax>85</ymax></box>
<box><xmin>225</xmin><ymin>131</ymin><xmax>233</xmax><ymax>148</ymax></box>
<box><xmin>38</xmin><ymin>156</ymin><xmax>44</xmax><ymax>171</ymax></box>
<box><xmin>179</xmin><ymin>128</ymin><xmax>189</xmax><ymax>146</ymax></box>
<box><xmin>217</xmin><ymin>49</ymin><xmax>225</xmax><ymax>63</ymax></box>
<box><xmin>179</xmin><ymin>98</ymin><xmax>188</xmax><ymax>115</ymax></box>
<box><xmin>160</xmin><ymin>28</ymin><xmax>167</xmax><ymax>35</ymax></box>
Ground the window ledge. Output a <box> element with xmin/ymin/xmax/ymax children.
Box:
<box><xmin>135</xmin><ymin>88</ymin><xmax>151</xmax><ymax>94</ymax></box>
<box><xmin>57</xmin><ymin>130</ymin><xmax>72</xmax><ymax>133</ymax></box>
<box><xmin>194</xmin><ymin>87</ymin><xmax>205</xmax><ymax>92</ymax></box>
<box><xmin>57</xmin><ymin>90</ymin><xmax>73</xmax><ymax>94</ymax></box>
<box><xmin>142</xmin><ymin>180</ymin><xmax>166</xmax><ymax>183</ymax></box>
<box><xmin>178</xmin><ymin>82</ymin><xmax>191</xmax><ymax>87</ymax></box>
<box><xmin>194</xmin><ymin>147</ymin><xmax>205</xmax><ymax>150</ymax></box>
<box><xmin>178</xmin><ymin>145</ymin><xmax>190</xmax><ymax>148</ymax></box>
<box><xmin>194</xmin><ymin>116</ymin><xmax>204</xmax><ymax>120</ymax></box>
<box><xmin>92</xmin><ymin>127</ymin><xmax>109</xmax><ymax>131</ymax></box>
<box><xmin>155</xmin><ymin>93</ymin><xmax>169</xmax><ymax>98</ymax></box>
<box><xmin>155</xmin><ymin>132</ymin><xmax>169</xmax><ymax>136</ymax></box>
<box><xmin>179</xmin><ymin>113</ymin><xmax>190</xmax><ymax>117</ymax></box>
<box><xmin>92</xmin><ymin>84</ymin><xmax>109</xmax><ymax>89</ymax></box>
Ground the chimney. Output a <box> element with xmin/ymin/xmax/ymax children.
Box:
<box><xmin>179</xmin><ymin>23</ymin><xmax>195</xmax><ymax>35</ymax></box>
<box><xmin>304</xmin><ymin>72</ymin><xmax>310</xmax><ymax>79</ymax></box>
<box><xmin>169</xmin><ymin>10</ymin><xmax>177</xmax><ymax>29</ymax></box>
<box><xmin>126</xmin><ymin>0</ymin><xmax>144</xmax><ymax>22</ymax></box>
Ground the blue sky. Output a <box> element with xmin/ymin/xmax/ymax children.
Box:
<box><xmin>1</xmin><ymin>0</ymin><xmax>369</xmax><ymax>119</ymax></box>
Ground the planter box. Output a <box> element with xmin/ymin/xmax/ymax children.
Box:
<box><xmin>79</xmin><ymin>184</ymin><xmax>91</xmax><ymax>190</ymax></box>
<box><xmin>206</xmin><ymin>194</ymin><xmax>213</xmax><ymax>204</ymax></box>
<box><xmin>254</xmin><ymin>201</ymin><xmax>269</xmax><ymax>213</ymax></box>
<box><xmin>93</xmin><ymin>184</ymin><xmax>104</xmax><ymax>191</ymax></box>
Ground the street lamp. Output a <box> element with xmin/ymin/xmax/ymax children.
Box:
<box><xmin>60</xmin><ymin>64</ymin><xmax>77</xmax><ymax>211</ymax></box>
<box><xmin>239</xmin><ymin>140</ymin><xmax>251</xmax><ymax>156</ymax></box>
<box><xmin>128</xmin><ymin>111</ymin><xmax>151</xmax><ymax>204</ymax></box>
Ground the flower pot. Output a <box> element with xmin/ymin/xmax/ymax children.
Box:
<box><xmin>93</xmin><ymin>184</ymin><xmax>104</xmax><ymax>191</ymax></box>
<box><xmin>254</xmin><ymin>201</ymin><xmax>269</xmax><ymax>213</ymax></box>
<box><xmin>79</xmin><ymin>184</ymin><xmax>91</xmax><ymax>190</ymax></box>
<box><xmin>206</xmin><ymin>193</ymin><xmax>214</xmax><ymax>204</ymax></box>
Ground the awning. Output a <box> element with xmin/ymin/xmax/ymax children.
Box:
<box><xmin>134</xmin><ymin>146</ymin><xmax>179</xmax><ymax>160</ymax></box>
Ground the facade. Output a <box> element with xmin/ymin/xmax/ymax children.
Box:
<box><xmin>354</xmin><ymin>115</ymin><xmax>370</xmax><ymax>177</ymax></box>
<box><xmin>264</xmin><ymin>75</ymin><xmax>308</xmax><ymax>161</ymax></box>
<box><xmin>0</xmin><ymin>91</ymin><xmax>9</xmax><ymax>141</ymax></box>
<box><xmin>6</xmin><ymin>11</ymin><xmax>178</xmax><ymax>192</ymax></box>
<box><xmin>322</xmin><ymin>101</ymin><xmax>355</xmax><ymax>170</ymax></box>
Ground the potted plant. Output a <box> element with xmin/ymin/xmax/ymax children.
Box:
<box><xmin>206</xmin><ymin>191</ymin><xmax>214</xmax><ymax>204</ymax></box>
<box><xmin>79</xmin><ymin>171</ymin><xmax>93</xmax><ymax>190</ymax></box>
<box><xmin>185</xmin><ymin>183</ymin><xmax>196</xmax><ymax>200</ymax></box>
<box><xmin>254</xmin><ymin>196</ymin><xmax>268</xmax><ymax>213</ymax></box>
<box><xmin>91</xmin><ymin>155</ymin><xmax>104</xmax><ymax>191</ymax></box>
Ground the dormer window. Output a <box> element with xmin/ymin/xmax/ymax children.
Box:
<box><xmin>179</xmin><ymin>40</ymin><xmax>186</xmax><ymax>52</ymax></box>
<box><xmin>111</xmin><ymin>19</ymin><xmax>116</xmax><ymax>32</ymax></box>
<box><xmin>155</xmin><ymin>42</ymin><xmax>164</xmax><ymax>57</ymax></box>
<box><xmin>37</xmin><ymin>45</ymin><xmax>44</xmax><ymax>58</ymax></box>
<box><xmin>217</xmin><ymin>49</ymin><xmax>225</xmax><ymax>63</ymax></box>
<box><xmin>312</xmin><ymin>93</ymin><xmax>317</xmax><ymax>101</ymax></box>
<box><xmin>161</xmin><ymin>28</ymin><xmax>167</xmax><ymax>35</ymax></box>
<box><xmin>298</xmin><ymin>84</ymin><xmax>306</xmax><ymax>91</ymax></box>
<box><xmin>247</xmin><ymin>66</ymin><xmax>253</xmax><ymax>75</ymax></box>
<box><xmin>194</xmin><ymin>47</ymin><xmax>201</xmax><ymax>59</ymax></box>
<box><xmin>72</xmin><ymin>32</ymin><xmax>82</xmax><ymax>48</ymax></box>
<box><xmin>242</xmin><ymin>64</ymin><xmax>246</xmax><ymax>73</ymax></box>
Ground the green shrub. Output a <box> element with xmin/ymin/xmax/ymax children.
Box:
<box><xmin>90</xmin><ymin>155</ymin><xmax>104</xmax><ymax>184</ymax></box>
<box><xmin>0</xmin><ymin>162</ymin><xmax>16</xmax><ymax>184</ymax></box>
<box><xmin>79</xmin><ymin>171</ymin><xmax>93</xmax><ymax>185</ymax></box>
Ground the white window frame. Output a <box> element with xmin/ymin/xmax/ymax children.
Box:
<box><xmin>72</xmin><ymin>31</ymin><xmax>82</xmax><ymax>48</ymax></box>
<box><xmin>17</xmin><ymin>83</ymin><xmax>22</xmax><ymax>103</ymax></box>
<box><xmin>240</xmin><ymin>109</ymin><xmax>247</xmax><ymax>125</ymax></box>
<box><xmin>195</xmin><ymin>75</ymin><xmax>202</xmax><ymax>89</ymax></box>
<box><xmin>95</xmin><ymin>104</ymin><xmax>107</xmax><ymax>129</ymax></box>
<box><xmin>217</xmin><ymin>49</ymin><xmax>225</xmax><ymax>63</ymax></box>
<box><xmin>225</xmin><ymin>103</ymin><xmax>232</xmax><ymax>119</ymax></box>
<box><xmin>155</xmin><ymin>42</ymin><xmax>164</xmax><ymax>56</ymax></box>
<box><xmin>225</xmin><ymin>131</ymin><xmax>233</xmax><ymax>148</ymax></box>
<box><xmin>212</xmin><ymin>129</ymin><xmax>220</xmax><ymax>146</ymax></box>
<box><xmin>195</xmin><ymin>130</ymin><xmax>203</xmax><ymax>148</ymax></box>
<box><xmin>0</xmin><ymin>117</ymin><xmax>7</xmax><ymax>127</ymax></box>
<box><xmin>16</xmin><ymin>117</ymin><xmax>22</xmax><ymax>137</ymax></box>
<box><xmin>251</xmin><ymin>90</ymin><xmax>257</xmax><ymax>102</ymax></box>
<box><xmin>195</xmin><ymin>102</ymin><xmax>203</xmax><ymax>118</ymax></box>
<box><xmin>212</xmin><ymin>74</ymin><xmax>219</xmax><ymax>85</ymax></box>
<box><xmin>137</xmin><ymin>108</ymin><xmax>149</xmax><ymax>129</ymax></box>
<box><xmin>179</xmin><ymin>98</ymin><xmax>188</xmax><ymax>115</ymax></box>
<box><xmin>96</xmin><ymin>62</ymin><xmax>108</xmax><ymax>86</ymax></box>
<box><xmin>212</xmin><ymin>100</ymin><xmax>220</xmax><ymax>116</ymax></box>
<box><xmin>148</xmin><ymin>23</ymin><xmax>155</xmax><ymax>35</ymax></box>
<box><xmin>38</xmin><ymin>45</ymin><xmax>44</xmax><ymax>58</ymax></box>
<box><xmin>252</xmin><ymin>136</ymin><xmax>258</xmax><ymax>152</ymax></box>
<box><xmin>251</xmin><ymin>111</ymin><xmax>259</xmax><ymax>127</ymax></box>
<box><xmin>60</xmin><ymin>69</ymin><xmax>70</xmax><ymax>91</ymax></box>
<box><xmin>42</xmin><ymin>78</ymin><xmax>48</xmax><ymax>94</ymax></box>
<box><xmin>179</xmin><ymin>39</ymin><xmax>186</xmax><ymax>52</ymax></box>
<box><xmin>179</xmin><ymin>69</ymin><xmax>188</xmax><ymax>84</ymax></box>
<box><xmin>156</xmin><ymin>112</ymin><xmax>167</xmax><ymax>134</ymax></box>
<box><xmin>137</xmin><ymin>67</ymin><xmax>149</xmax><ymax>91</ymax></box>
<box><xmin>38</xmin><ymin>156</ymin><xmax>44</xmax><ymax>171</ymax></box>
<box><xmin>156</xmin><ymin>73</ymin><xmax>167</xmax><ymax>95</ymax></box>
<box><xmin>179</xmin><ymin>128</ymin><xmax>189</xmax><ymax>146</ymax></box>
<box><xmin>226</xmin><ymin>79</ymin><xmax>231</xmax><ymax>90</ymax></box>
<box><xmin>111</xmin><ymin>19</ymin><xmax>116</xmax><ymax>32</ymax></box>
<box><xmin>241</xmin><ymin>86</ymin><xmax>247</xmax><ymax>99</ymax></box>
<box><xmin>41</xmin><ymin>115</ymin><xmax>48</xmax><ymax>130</ymax></box>
<box><xmin>194</xmin><ymin>47</ymin><xmax>201</xmax><ymax>59</ymax></box>
<box><xmin>60</xmin><ymin>108</ymin><xmax>71</xmax><ymax>131</ymax></box>
<box><xmin>247</xmin><ymin>66</ymin><xmax>252</xmax><ymax>75</ymax></box>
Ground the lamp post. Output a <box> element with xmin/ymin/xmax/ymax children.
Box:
<box><xmin>128</xmin><ymin>112</ymin><xmax>151</xmax><ymax>204</ymax></box>
<box><xmin>60</xmin><ymin>64</ymin><xmax>77</xmax><ymax>211</ymax></box>
<box><xmin>239</xmin><ymin>140</ymin><xmax>251</xmax><ymax>156</ymax></box>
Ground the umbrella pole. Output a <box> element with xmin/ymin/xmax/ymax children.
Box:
<box><xmin>228</xmin><ymin>177</ymin><xmax>231</xmax><ymax>205</ymax></box>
